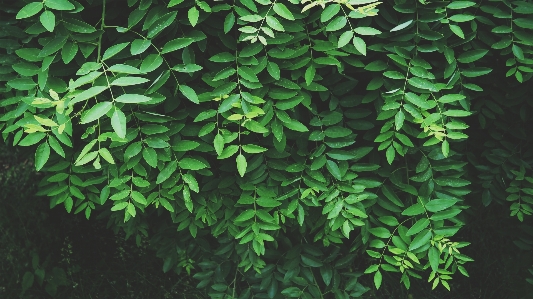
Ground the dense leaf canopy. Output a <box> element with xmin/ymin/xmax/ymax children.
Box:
<box><xmin>1</xmin><ymin>0</ymin><xmax>533</xmax><ymax>297</ymax></box>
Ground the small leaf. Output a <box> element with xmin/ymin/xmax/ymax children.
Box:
<box><xmin>273</xmin><ymin>3</ymin><xmax>295</xmax><ymax>20</ymax></box>
<box><xmin>111</xmin><ymin>108</ymin><xmax>127</xmax><ymax>138</ymax></box>
<box><xmin>157</xmin><ymin>161</ymin><xmax>178</xmax><ymax>184</ymax></box>
<box><xmin>188</xmin><ymin>6</ymin><xmax>200</xmax><ymax>26</ymax></box>
<box><xmin>214</xmin><ymin>134</ymin><xmax>224</xmax><ymax>156</ymax></box>
<box><xmin>115</xmin><ymin>94</ymin><xmax>152</xmax><ymax>104</ymax></box>
<box><xmin>40</xmin><ymin>10</ymin><xmax>56</xmax><ymax>32</ymax></box>
<box><xmin>35</xmin><ymin>142</ymin><xmax>50</xmax><ymax>171</ymax></box>
<box><xmin>224</xmin><ymin>12</ymin><xmax>235</xmax><ymax>33</ymax></box>
<box><xmin>80</xmin><ymin>102</ymin><xmax>113</xmax><ymax>124</ymax></box>
<box><xmin>242</xmin><ymin>144</ymin><xmax>267</xmax><ymax>154</ymax></box>
<box><xmin>338</xmin><ymin>30</ymin><xmax>354</xmax><ymax>48</ymax></box>
<box><xmin>353</xmin><ymin>37</ymin><xmax>367</xmax><ymax>55</ymax></box>
<box><xmin>44</xmin><ymin>0</ymin><xmax>75</xmax><ymax>10</ymax></box>
<box><xmin>409</xmin><ymin>230</ymin><xmax>432</xmax><ymax>251</ymax></box>
<box><xmin>236</xmin><ymin>154</ymin><xmax>247</xmax><ymax>177</ymax></box>
<box><xmin>374</xmin><ymin>270</ymin><xmax>382</xmax><ymax>289</ymax></box>
<box><xmin>390</xmin><ymin>20</ymin><xmax>413</xmax><ymax>32</ymax></box>
<box><xmin>16</xmin><ymin>2</ymin><xmax>43</xmax><ymax>19</ymax></box>
<box><xmin>180</xmin><ymin>85</ymin><xmax>199</xmax><ymax>104</ymax></box>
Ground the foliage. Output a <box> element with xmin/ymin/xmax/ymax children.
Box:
<box><xmin>1</xmin><ymin>0</ymin><xmax>533</xmax><ymax>298</ymax></box>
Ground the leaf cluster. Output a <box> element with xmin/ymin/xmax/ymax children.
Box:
<box><xmin>1</xmin><ymin>0</ymin><xmax>533</xmax><ymax>297</ymax></box>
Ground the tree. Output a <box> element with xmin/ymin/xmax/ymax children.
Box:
<box><xmin>1</xmin><ymin>0</ymin><xmax>532</xmax><ymax>297</ymax></box>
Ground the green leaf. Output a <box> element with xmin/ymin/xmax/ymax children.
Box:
<box><xmin>80</xmin><ymin>102</ymin><xmax>113</xmax><ymax>124</ymax></box>
<box><xmin>443</xmin><ymin>110</ymin><xmax>471</xmax><ymax>117</ymax></box>
<box><xmin>369</xmin><ymin>227</ymin><xmax>391</xmax><ymax>238</ymax></box>
<box><xmin>102</xmin><ymin>42</ymin><xmax>130</xmax><ymax>61</ymax></box>
<box><xmin>182</xmin><ymin>173</ymin><xmax>199</xmax><ymax>193</ymax></box>
<box><xmin>374</xmin><ymin>270</ymin><xmax>382</xmax><ymax>289</ymax></box>
<box><xmin>267</xmin><ymin>62</ymin><xmax>281</xmax><ymax>80</ymax></box>
<box><xmin>390</xmin><ymin>20</ymin><xmax>413</xmax><ymax>32</ymax></box>
<box><xmin>99</xmin><ymin>148</ymin><xmax>115</xmax><ymax>164</ymax></box>
<box><xmin>326</xmin><ymin>160</ymin><xmax>342</xmax><ymax>180</ymax></box>
<box><xmin>321</xmin><ymin>4</ymin><xmax>340</xmax><ymax>22</ymax></box>
<box><xmin>408</xmin><ymin>77</ymin><xmax>437</xmax><ymax>92</ymax></box>
<box><xmin>326</xmin><ymin>16</ymin><xmax>347</xmax><ymax>31</ymax></box>
<box><xmin>402</xmin><ymin>203</ymin><xmax>425</xmax><ymax>216</ymax></box>
<box><xmin>71</xmin><ymin>86</ymin><xmax>108</xmax><ymax>105</ymax></box>
<box><xmin>7</xmin><ymin>78</ymin><xmax>37</xmax><ymax>90</ymax></box>
<box><xmin>301</xmin><ymin>255</ymin><xmax>323</xmax><ymax>267</ymax></box>
<box><xmin>449</xmin><ymin>24</ymin><xmax>464</xmax><ymax>38</ymax></box>
<box><xmin>404</xmin><ymin>92</ymin><xmax>431</xmax><ymax>109</ymax></box>
<box><xmin>266</xmin><ymin>15</ymin><xmax>284</xmax><ymax>31</ymax></box>
<box><xmin>256</xmin><ymin>198</ymin><xmax>282</xmax><ymax>208</ymax></box>
<box><xmin>386</xmin><ymin>145</ymin><xmax>395</xmax><ymax>164</ymax></box>
<box><xmin>188</xmin><ymin>6</ymin><xmax>200</xmax><ymax>26</ymax></box>
<box><xmin>111</xmin><ymin>108</ymin><xmax>127</xmax><ymax>138</ymax></box>
<box><xmin>243</xmin><ymin>120</ymin><xmax>269</xmax><ymax>133</ymax></box>
<box><xmin>447</xmin><ymin>1</ymin><xmax>475</xmax><ymax>9</ymax></box>
<box><xmin>354</xmin><ymin>27</ymin><xmax>381</xmax><ymax>35</ymax></box>
<box><xmin>111</xmin><ymin>76</ymin><xmax>149</xmax><ymax>86</ymax></box>
<box><xmin>142</xmin><ymin>147</ymin><xmax>158</xmax><ymax>168</ymax></box>
<box><xmin>224</xmin><ymin>12</ymin><xmax>235</xmax><ymax>33</ymax></box>
<box><xmin>353</xmin><ymin>37</ymin><xmax>367</xmax><ymax>55</ymax></box>
<box><xmin>115</xmin><ymin>94</ymin><xmax>152</xmax><ymax>104</ymax></box>
<box><xmin>409</xmin><ymin>230</ymin><xmax>432</xmax><ymax>251</ymax></box>
<box><xmin>179</xmin><ymin>158</ymin><xmax>207</xmax><ymax>170</ymax></box>
<box><xmin>235</xmin><ymin>209</ymin><xmax>255</xmax><ymax>222</ymax></box>
<box><xmin>242</xmin><ymin>144</ymin><xmax>267</xmax><ymax>154</ymax></box>
<box><xmin>16</xmin><ymin>2</ymin><xmax>43</xmax><ymax>19</ymax></box>
<box><xmin>442</xmin><ymin>139</ymin><xmax>450</xmax><ymax>157</ymax></box>
<box><xmin>236</xmin><ymin>154</ymin><xmax>247</xmax><ymax>177</ymax></box>
<box><xmin>425</xmin><ymin>199</ymin><xmax>458</xmax><ymax>212</ymax></box>
<box><xmin>130</xmin><ymin>39</ymin><xmax>152</xmax><ymax>55</ymax></box>
<box><xmin>40</xmin><ymin>10</ymin><xmax>56</xmax><ymax>32</ymax></box>
<box><xmin>395</xmin><ymin>109</ymin><xmax>405</xmax><ymax>131</ymax></box>
<box><xmin>35</xmin><ymin>142</ymin><xmax>50</xmax><ymax>171</ymax></box>
<box><xmin>157</xmin><ymin>161</ymin><xmax>178</xmax><ymax>184</ymax></box>
<box><xmin>131</xmin><ymin>191</ymin><xmax>147</xmax><ymax>205</ymax></box>
<box><xmin>338</xmin><ymin>30</ymin><xmax>354</xmax><ymax>48</ymax></box>
<box><xmin>161</xmin><ymin>38</ymin><xmax>195</xmax><ymax>54</ymax></box>
<box><xmin>180</xmin><ymin>85</ymin><xmax>199</xmax><ymax>104</ymax></box>
<box><xmin>513</xmin><ymin>18</ymin><xmax>533</xmax><ymax>29</ymax></box>
<box><xmin>44</xmin><ymin>0</ymin><xmax>75</xmax><ymax>10</ymax></box>
<box><xmin>457</xmin><ymin>49</ymin><xmax>488</xmax><ymax>63</ymax></box>
<box><xmin>273</xmin><ymin>3</ymin><xmax>294</xmax><ymax>20</ymax></box>
<box><xmin>111</xmin><ymin>202</ymin><xmax>128</xmax><ymax>211</ymax></box>
<box><xmin>406</xmin><ymin>218</ymin><xmax>430</xmax><ymax>236</ymax></box>
<box><xmin>428</xmin><ymin>246</ymin><xmax>440</xmax><ymax>271</ymax></box>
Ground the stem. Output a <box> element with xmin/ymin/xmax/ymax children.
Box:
<box><xmin>97</xmin><ymin>0</ymin><xmax>106</xmax><ymax>63</ymax></box>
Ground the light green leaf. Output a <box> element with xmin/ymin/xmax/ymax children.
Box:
<box><xmin>130</xmin><ymin>39</ymin><xmax>152</xmax><ymax>55</ymax></box>
<box><xmin>386</xmin><ymin>145</ymin><xmax>395</xmax><ymax>164</ymax></box>
<box><xmin>374</xmin><ymin>270</ymin><xmax>382</xmax><ymax>289</ymax></box>
<box><xmin>142</xmin><ymin>147</ymin><xmax>158</xmax><ymax>168</ymax></box>
<box><xmin>99</xmin><ymin>148</ymin><xmax>115</xmax><ymax>164</ymax></box>
<box><xmin>457</xmin><ymin>49</ymin><xmax>488</xmax><ymax>64</ymax></box>
<box><xmin>131</xmin><ymin>191</ymin><xmax>147</xmax><ymax>205</ymax></box>
<box><xmin>273</xmin><ymin>3</ymin><xmax>294</xmax><ymax>20</ymax></box>
<box><xmin>80</xmin><ymin>102</ymin><xmax>113</xmax><ymax>124</ymax></box>
<box><xmin>157</xmin><ymin>161</ymin><xmax>178</xmax><ymax>184</ymax></box>
<box><xmin>35</xmin><ymin>142</ymin><xmax>50</xmax><ymax>171</ymax></box>
<box><xmin>402</xmin><ymin>203</ymin><xmax>425</xmax><ymax>216</ymax></box>
<box><xmin>44</xmin><ymin>0</ymin><xmax>75</xmax><ymax>10</ymax></box>
<box><xmin>161</xmin><ymin>38</ymin><xmax>195</xmax><ymax>54</ymax></box>
<box><xmin>111</xmin><ymin>76</ymin><xmax>149</xmax><ymax>86</ymax></box>
<box><xmin>111</xmin><ymin>108</ymin><xmax>127</xmax><ymax>138</ymax></box>
<box><xmin>102</xmin><ymin>42</ymin><xmax>130</xmax><ymax>61</ymax></box>
<box><xmin>224</xmin><ymin>12</ymin><xmax>235</xmax><ymax>33</ymax></box>
<box><xmin>321</xmin><ymin>4</ymin><xmax>340</xmax><ymax>22</ymax></box>
<box><xmin>406</xmin><ymin>218</ymin><xmax>430</xmax><ymax>236</ymax></box>
<box><xmin>179</xmin><ymin>158</ymin><xmax>207</xmax><ymax>170</ymax></box>
<box><xmin>236</xmin><ymin>154</ymin><xmax>247</xmax><ymax>177</ymax></box>
<box><xmin>449</xmin><ymin>24</ymin><xmax>464</xmax><ymax>38</ymax></box>
<box><xmin>115</xmin><ymin>94</ymin><xmax>152</xmax><ymax>104</ymax></box>
<box><xmin>40</xmin><ymin>10</ymin><xmax>56</xmax><ymax>32</ymax></box>
<box><xmin>188</xmin><ymin>6</ymin><xmax>200</xmax><ymax>26</ymax></box>
<box><xmin>242</xmin><ymin>144</ymin><xmax>267</xmax><ymax>154</ymax></box>
<box><xmin>180</xmin><ymin>85</ymin><xmax>199</xmax><ymax>104</ymax></box>
<box><xmin>326</xmin><ymin>16</ymin><xmax>347</xmax><ymax>31</ymax></box>
<box><xmin>353</xmin><ymin>37</ymin><xmax>367</xmax><ymax>55</ymax></box>
<box><xmin>111</xmin><ymin>202</ymin><xmax>128</xmax><ymax>211</ymax></box>
<box><xmin>354</xmin><ymin>27</ymin><xmax>381</xmax><ymax>35</ymax></box>
<box><xmin>390</xmin><ymin>20</ymin><xmax>413</xmax><ymax>32</ymax></box>
<box><xmin>425</xmin><ymin>199</ymin><xmax>458</xmax><ymax>212</ymax></box>
<box><xmin>265</xmin><ymin>15</ymin><xmax>284</xmax><ymax>31</ymax></box>
<box><xmin>409</xmin><ymin>229</ymin><xmax>432</xmax><ymax>251</ymax></box>
<box><xmin>338</xmin><ymin>30</ymin><xmax>354</xmax><ymax>48</ymax></box>
<box><xmin>182</xmin><ymin>173</ymin><xmax>199</xmax><ymax>193</ymax></box>
<box><xmin>16</xmin><ymin>2</ymin><xmax>43</xmax><ymax>19</ymax></box>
